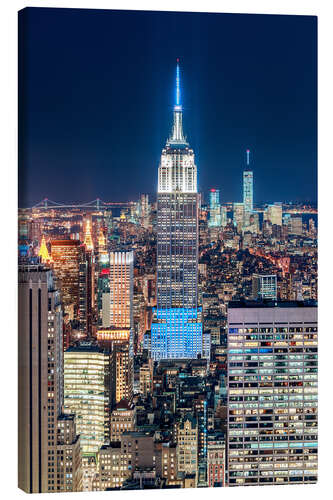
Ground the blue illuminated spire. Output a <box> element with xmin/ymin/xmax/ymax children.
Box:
<box><xmin>169</xmin><ymin>58</ymin><xmax>187</xmax><ymax>145</ymax></box>
<box><xmin>246</xmin><ymin>149</ymin><xmax>250</xmax><ymax>167</ymax></box>
<box><xmin>175</xmin><ymin>58</ymin><xmax>181</xmax><ymax>109</ymax></box>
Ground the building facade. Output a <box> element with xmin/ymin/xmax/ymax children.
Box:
<box><xmin>227</xmin><ymin>301</ymin><xmax>317</xmax><ymax>486</ymax></box>
<box><xmin>110</xmin><ymin>400</ymin><xmax>136</xmax><ymax>442</ymax></box>
<box><xmin>265</xmin><ymin>203</ymin><xmax>283</xmax><ymax>227</ymax></box>
<box><xmin>64</xmin><ymin>341</ymin><xmax>111</xmax><ymax>454</ymax></box>
<box><xmin>177</xmin><ymin>414</ymin><xmax>198</xmax><ymax>480</ymax></box>
<box><xmin>18</xmin><ymin>265</ymin><xmax>81</xmax><ymax>493</ymax></box>
<box><xmin>56</xmin><ymin>415</ymin><xmax>82</xmax><ymax>492</ymax></box>
<box><xmin>207</xmin><ymin>433</ymin><xmax>226</xmax><ymax>487</ymax></box>
<box><xmin>252</xmin><ymin>274</ymin><xmax>278</xmax><ymax>300</ymax></box>
<box><xmin>51</xmin><ymin>240</ymin><xmax>82</xmax><ymax>317</ymax></box>
<box><xmin>208</xmin><ymin>189</ymin><xmax>221</xmax><ymax>227</ymax></box>
<box><xmin>109</xmin><ymin>251</ymin><xmax>134</xmax><ymax>331</ymax></box>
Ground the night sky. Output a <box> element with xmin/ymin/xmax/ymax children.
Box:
<box><xmin>18</xmin><ymin>8</ymin><xmax>317</xmax><ymax>207</ymax></box>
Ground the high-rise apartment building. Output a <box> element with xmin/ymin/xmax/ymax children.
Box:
<box><xmin>51</xmin><ymin>240</ymin><xmax>82</xmax><ymax>317</ymax></box>
<box><xmin>227</xmin><ymin>301</ymin><xmax>317</xmax><ymax>486</ymax></box>
<box><xmin>18</xmin><ymin>265</ymin><xmax>80</xmax><ymax>493</ymax></box>
<box><xmin>151</xmin><ymin>60</ymin><xmax>202</xmax><ymax>360</ymax></box>
<box><xmin>252</xmin><ymin>274</ymin><xmax>278</xmax><ymax>300</ymax></box>
<box><xmin>64</xmin><ymin>341</ymin><xmax>111</xmax><ymax>454</ymax></box>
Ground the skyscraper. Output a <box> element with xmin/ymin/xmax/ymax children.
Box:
<box><xmin>208</xmin><ymin>189</ymin><xmax>221</xmax><ymax>227</ymax></box>
<box><xmin>233</xmin><ymin>202</ymin><xmax>245</xmax><ymax>233</ymax></box>
<box><xmin>109</xmin><ymin>251</ymin><xmax>133</xmax><ymax>332</ymax></box>
<box><xmin>151</xmin><ymin>60</ymin><xmax>202</xmax><ymax>360</ymax></box>
<box><xmin>243</xmin><ymin>149</ymin><xmax>253</xmax><ymax>227</ymax></box>
<box><xmin>78</xmin><ymin>246</ymin><xmax>95</xmax><ymax>336</ymax></box>
<box><xmin>51</xmin><ymin>240</ymin><xmax>82</xmax><ymax>318</ymax></box>
<box><xmin>227</xmin><ymin>300</ymin><xmax>317</xmax><ymax>486</ymax></box>
<box><xmin>18</xmin><ymin>265</ymin><xmax>81</xmax><ymax>493</ymax></box>
<box><xmin>18</xmin><ymin>265</ymin><xmax>62</xmax><ymax>492</ymax></box>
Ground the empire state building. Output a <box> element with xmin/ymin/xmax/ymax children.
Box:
<box><xmin>151</xmin><ymin>60</ymin><xmax>203</xmax><ymax>360</ymax></box>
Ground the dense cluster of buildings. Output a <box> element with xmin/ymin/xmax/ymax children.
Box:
<box><xmin>18</xmin><ymin>62</ymin><xmax>317</xmax><ymax>493</ymax></box>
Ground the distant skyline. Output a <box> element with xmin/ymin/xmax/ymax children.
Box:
<box><xmin>19</xmin><ymin>8</ymin><xmax>317</xmax><ymax>207</ymax></box>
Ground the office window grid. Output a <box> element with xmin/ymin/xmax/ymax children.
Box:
<box><xmin>227</xmin><ymin>322</ymin><xmax>317</xmax><ymax>486</ymax></box>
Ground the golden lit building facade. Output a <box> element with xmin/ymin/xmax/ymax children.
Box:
<box><xmin>177</xmin><ymin>415</ymin><xmax>198</xmax><ymax>480</ymax></box>
<box><xmin>111</xmin><ymin>345</ymin><xmax>133</xmax><ymax>405</ymax></box>
<box><xmin>51</xmin><ymin>240</ymin><xmax>82</xmax><ymax>317</ymax></box>
<box><xmin>109</xmin><ymin>251</ymin><xmax>133</xmax><ymax>331</ymax></box>
<box><xmin>93</xmin><ymin>444</ymin><xmax>130</xmax><ymax>490</ymax></box>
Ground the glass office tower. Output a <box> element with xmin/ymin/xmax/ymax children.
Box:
<box><xmin>151</xmin><ymin>61</ymin><xmax>202</xmax><ymax>360</ymax></box>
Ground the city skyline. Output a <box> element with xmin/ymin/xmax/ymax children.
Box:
<box><xmin>19</xmin><ymin>8</ymin><xmax>317</xmax><ymax>207</ymax></box>
<box><xmin>18</xmin><ymin>7</ymin><xmax>318</xmax><ymax>493</ymax></box>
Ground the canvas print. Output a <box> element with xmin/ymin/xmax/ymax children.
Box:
<box><xmin>18</xmin><ymin>7</ymin><xmax>318</xmax><ymax>493</ymax></box>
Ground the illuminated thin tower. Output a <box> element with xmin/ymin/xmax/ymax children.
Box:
<box><xmin>151</xmin><ymin>60</ymin><xmax>202</xmax><ymax>360</ymax></box>
<box><xmin>243</xmin><ymin>148</ymin><xmax>254</xmax><ymax>217</ymax></box>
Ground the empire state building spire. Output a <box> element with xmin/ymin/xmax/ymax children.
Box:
<box><xmin>152</xmin><ymin>60</ymin><xmax>202</xmax><ymax>361</ymax></box>
<box><xmin>168</xmin><ymin>59</ymin><xmax>187</xmax><ymax>145</ymax></box>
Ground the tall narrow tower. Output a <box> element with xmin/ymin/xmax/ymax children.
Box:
<box><xmin>151</xmin><ymin>60</ymin><xmax>202</xmax><ymax>360</ymax></box>
<box><xmin>243</xmin><ymin>149</ymin><xmax>253</xmax><ymax>219</ymax></box>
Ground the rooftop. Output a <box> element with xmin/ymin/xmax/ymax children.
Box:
<box><xmin>228</xmin><ymin>299</ymin><xmax>317</xmax><ymax>309</ymax></box>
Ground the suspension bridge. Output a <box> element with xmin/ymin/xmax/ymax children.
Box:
<box><xmin>30</xmin><ymin>198</ymin><xmax>132</xmax><ymax>210</ymax></box>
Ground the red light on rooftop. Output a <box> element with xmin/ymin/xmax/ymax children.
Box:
<box><xmin>210</xmin><ymin>189</ymin><xmax>216</xmax><ymax>192</ymax></box>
